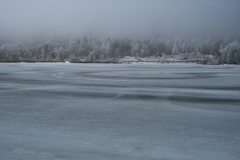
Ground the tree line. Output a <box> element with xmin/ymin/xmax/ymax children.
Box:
<box><xmin>0</xmin><ymin>34</ymin><xmax>240</xmax><ymax>64</ymax></box>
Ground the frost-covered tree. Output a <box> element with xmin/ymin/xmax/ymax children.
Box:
<box><xmin>1</xmin><ymin>44</ymin><xmax>13</xmax><ymax>61</ymax></box>
<box><xmin>0</xmin><ymin>34</ymin><xmax>240</xmax><ymax>64</ymax></box>
<box><xmin>88</xmin><ymin>51</ymin><xmax>96</xmax><ymax>62</ymax></box>
<box><xmin>54</xmin><ymin>47</ymin><xmax>64</xmax><ymax>61</ymax></box>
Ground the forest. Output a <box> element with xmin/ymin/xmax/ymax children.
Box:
<box><xmin>1</xmin><ymin>34</ymin><xmax>240</xmax><ymax>64</ymax></box>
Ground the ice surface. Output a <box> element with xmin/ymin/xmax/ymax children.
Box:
<box><xmin>0</xmin><ymin>63</ymin><xmax>240</xmax><ymax>160</ymax></box>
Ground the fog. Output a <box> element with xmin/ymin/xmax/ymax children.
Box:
<box><xmin>1</xmin><ymin>0</ymin><xmax>240</xmax><ymax>40</ymax></box>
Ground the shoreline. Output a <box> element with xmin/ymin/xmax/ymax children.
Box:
<box><xmin>0</xmin><ymin>60</ymin><xmax>203</xmax><ymax>64</ymax></box>
<box><xmin>0</xmin><ymin>60</ymin><xmax>238</xmax><ymax>65</ymax></box>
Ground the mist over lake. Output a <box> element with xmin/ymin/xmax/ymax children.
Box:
<box><xmin>1</xmin><ymin>0</ymin><xmax>240</xmax><ymax>159</ymax></box>
<box><xmin>1</xmin><ymin>0</ymin><xmax>240</xmax><ymax>39</ymax></box>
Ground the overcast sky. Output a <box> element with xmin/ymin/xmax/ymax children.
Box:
<box><xmin>1</xmin><ymin>0</ymin><xmax>240</xmax><ymax>39</ymax></box>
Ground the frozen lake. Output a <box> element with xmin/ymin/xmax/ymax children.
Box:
<box><xmin>0</xmin><ymin>63</ymin><xmax>240</xmax><ymax>160</ymax></box>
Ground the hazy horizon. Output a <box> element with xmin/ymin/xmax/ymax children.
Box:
<box><xmin>1</xmin><ymin>0</ymin><xmax>240</xmax><ymax>40</ymax></box>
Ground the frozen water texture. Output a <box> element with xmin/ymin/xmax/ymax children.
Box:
<box><xmin>0</xmin><ymin>63</ymin><xmax>240</xmax><ymax>160</ymax></box>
